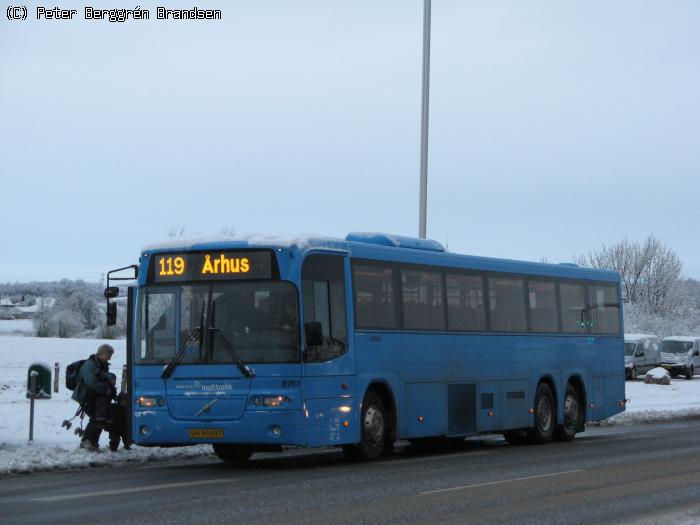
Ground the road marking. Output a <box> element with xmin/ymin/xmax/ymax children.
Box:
<box><xmin>578</xmin><ymin>433</ymin><xmax>656</xmax><ymax>445</ymax></box>
<box><xmin>420</xmin><ymin>469</ymin><xmax>584</xmax><ymax>495</ymax></box>
<box><xmin>377</xmin><ymin>449</ymin><xmax>498</xmax><ymax>467</ymax></box>
<box><xmin>32</xmin><ymin>478</ymin><xmax>234</xmax><ymax>502</ymax></box>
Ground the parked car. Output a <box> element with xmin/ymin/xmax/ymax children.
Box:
<box><xmin>659</xmin><ymin>336</ymin><xmax>700</xmax><ymax>380</ymax></box>
<box><xmin>624</xmin><ymin>334</ymin><xmax>661</xmax><ymax>380</ymax></box>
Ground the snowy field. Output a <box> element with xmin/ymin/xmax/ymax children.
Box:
<box><xmin>1</xmin><ymin>336</ymin><xmax>700</xmax><ymax>474</ymax></box>
<box><xmin>0</xmin><ymin>320</ymin><xmax>34</xmax><ymax>336</ymax></box>
<box><xmin>0</xmin><ymin>336</ymin><xmax>211</xmax><ymax>474</ymax></box>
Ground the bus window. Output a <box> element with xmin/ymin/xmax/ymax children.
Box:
<box><xmin>352</xmin><ymin>263</ymin><xmax>398</xmax><ymax>329</ymax></box>
<box><xmin>179</xmin><ymin>286</ymin><xmax>207</xmax><ymax>363</ymax></box>
<box><xmin>559</xmin><ymin>282</ymin><xmax>587</xmax><ymax>333</ymax></box>
<box><xmin>211</xmin><ymin>283</ymin><xmax>299</xmax><ymax>363</ymax></box>
<box><xmin>139</xmin><ymin>290</ymin><xmax>176</xmax><ymax>362</ymax></box>
<box><xmin>488</xmin><ymin>277</ymin><xmax>527</xmax><ymax>332</ymax></box>
<box><xmin>528</xmin><ymin>280</ymin><xmax>559</xmax><ymax>333</ymax></box>
<box><xmin>401</xmin><ymin>268</ymin><xmax>445</xmax><ymax>330</ymax></box>
<box><xmin>588</xmin><ymin>283</ymin><xmax>621</xmax><ymax>334</ymax></box>
<box><xmin>445</xmin><ymin>273</ymin><xmax>486</xmax><ymax>331</ymax></box>
<box><xmin>302</xmin><ymin>255</ymin><xmax>347</xmax><ymax>362</ymax></box>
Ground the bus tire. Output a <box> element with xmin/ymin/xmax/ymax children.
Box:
<box><xmin>686</xmin><ymin>366</ymin><xmax>694</xmax><ymax>380</ymax></box>
<box><xmin>212</xmin><ymin>444</ymin><xmax>253</xmax><ymax>464</ymax></box>
<box><xmin>531</xmin><ymin>382</ymin><xmax>555</xmax><ymax>444</ymax></box>
<box><xmin>630</xmin><ymin>367</ymin><xmax>637</xmax><ymax>380</ymax></box>
<box><xmin>343</xmin><ymin>390</ymin><xmax>387</xmax><ymax>461</ymax></box>
<box><xmin>554</xmin><ymin>384</ymin><xmax>580</xmax><ymax>442</ymax></box>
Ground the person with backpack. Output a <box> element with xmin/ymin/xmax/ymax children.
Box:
<box><xmin>70</xmin><ymin>344</ymin><xmax>115</xmax><ymax>451</ymax></box>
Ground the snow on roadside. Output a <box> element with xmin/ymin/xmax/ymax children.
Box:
<box><xmin>601</xmin><ymin>375</ymin><xmax>700</xmax><ymax>426</ymax></box>
<box><xmin>0</xmin><ymin>336</ymin><xmax>213</xmax><ymax>475</ymax></box>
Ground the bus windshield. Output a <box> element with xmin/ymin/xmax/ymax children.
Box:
<box><xmin>660</xmin><ymin>340</ymin><xmax>694</xmax><ymax>354</ymax></box>
<box><xmin>624</xmin><ymin>343</ymin><xmax>636</xmax><ymax>356</ymax></box>
<box><xmin>138</xmin><ymin>282</ymin><xmax>299</xmax><ymax>365</ymax></box>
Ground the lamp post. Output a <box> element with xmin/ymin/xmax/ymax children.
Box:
<box><xmin>418</xmin><ymin>0</ymin><xmax>431</xmax><ymax>239</ymax></box>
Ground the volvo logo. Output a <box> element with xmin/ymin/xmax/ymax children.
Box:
<box><xmin>195</xmin><ymin>398</ymin><xmax>219</xmax><ymax>417</ymax></box>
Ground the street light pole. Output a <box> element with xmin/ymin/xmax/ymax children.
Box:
<box><xmin>418</xmin><ymin>0</ymin><xmax>432</xmax><ymax>239</ymax></box>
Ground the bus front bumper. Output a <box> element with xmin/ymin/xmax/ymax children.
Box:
<box><xmin>132</xmin><ymin>409</ymin><xmax>306</xmax><ymax>447</ymax></box>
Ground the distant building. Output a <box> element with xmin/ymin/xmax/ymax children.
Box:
<box><xmin>0</xmin><ymin>298</ymin><xmax>21</xmax><ymax>319</ymax></box>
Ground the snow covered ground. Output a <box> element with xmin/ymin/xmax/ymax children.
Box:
<box><xmin>2</xmin><ymin>335</ymin><xmax>700</xmax><ymax>474</ymax></box>
<box><xmin>604</xmin><ymin>375</ymin><xmax>700</xmax><ymax>425</ymax></box>
<box><xmin>0</xmin><ymin>319</ymin><xmax>34</xmax><ymax>336</ymax></box>
<box><xmin>0</xmin><ymin>336</ymin><xmax>211</xmax><ymax>474</ymax></box>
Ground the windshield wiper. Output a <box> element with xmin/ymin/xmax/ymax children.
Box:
<box><xmin>161</xmin><ymin>327</ymin><xmax>201</xmax><ymax>379</ymax></box>
<box><xmin>209</xmin><ymin>327</ymin><xmax>255</xmax><ymax>378</ymax></box>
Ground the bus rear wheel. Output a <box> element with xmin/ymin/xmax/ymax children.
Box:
<box><xmin>531</xmin><ymin>383</ymin><xmax>555</xmax><ymax>444</ymax></box>
<box><xmin>554</xmin><ymin>384</ymin><xmax>581</xmax><ymax>442</ymax></box>
<box><xmin>686</xmin><ymin>366</ymin><xmax>694</xmax><ymax>380</ymax></box>
<box><xmin>212</xmin><ymin>444</ymin><xmax>253</xmax><ymax>464</ymax></box>
<box><xmin>343</xmin><ymin>390</ymin><xmax>388</xmax><ymax>461</ymax></box>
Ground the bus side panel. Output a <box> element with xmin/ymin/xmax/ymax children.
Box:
<box><xmin>477</xmin><ymin>381</ymin><xmax>501</xmax><ymax>432</ymax></box>
<box><xmin>304</xmin><ymin>397</ymin><xmax>356</xmax><ymax>447</ymax></box>
<box><xmin>354</xmin><ymin>331</ymin><xmax>623</xmax><ymax>439</ymax></box>
<box><xmin>499</xmin><ymin>380</ymin><xmax>529</xmax><ymax>430</ymax></box>
<box><xmin>404</xmin><ymin>382</ymin><xmax>445</xmax><ymax>437</ymax></box>
<box><xmin>604</xmin><ymin>375</ymin><xmax>625</xmax><ymax>419</ymax></box>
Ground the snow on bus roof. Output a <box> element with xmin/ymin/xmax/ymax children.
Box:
<box><xmin>663</xmin><ymin>336</ymin><xmax>700</xmax><ymax>342</ymax></box>
<box><xmin>142</xmin><ymin>234</ymin><xmax>342</xmax><ymax>253</ymax></box>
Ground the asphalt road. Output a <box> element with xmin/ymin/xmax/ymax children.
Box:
<box><xmin>3</xmin><ymin>421</ymin><xmax>700</xmax><ymax>525</ymax></box>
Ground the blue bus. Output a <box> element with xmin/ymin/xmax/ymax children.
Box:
<box><xmin>107</xmin><ymin>232</ymin><xmax>625</xmax><ymax>462</ymax></box>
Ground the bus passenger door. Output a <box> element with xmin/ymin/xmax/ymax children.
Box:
<box><xmin>301</xmin><ymin>253</ymin><xmax>355</xmax><ymax>446</ymax></box>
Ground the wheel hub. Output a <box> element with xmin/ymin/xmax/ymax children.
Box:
<box><xmin>364</xmin><ymin>405</ymin><xmax>385</xmax><ymax>447</ymax></box>
<box><xmin>564</xmin><ymin>393</ymin><xmax>579</xmax><ymax>429</ymax></box>
<box><xmin>537</xmin><ymin>396</ymin><xmax>552</xmax><ymax>432</ymax></box>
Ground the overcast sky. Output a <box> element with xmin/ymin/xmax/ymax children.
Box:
<box><xmin>1</xmin><ymin>0</ymin><xmax>699</xmax><ymax>283</ymax></box>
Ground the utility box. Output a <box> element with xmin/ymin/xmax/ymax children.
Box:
<box><xmin>26</xmin><ymin>363</ymin><xmax>52</xmax><ymax>400</ymax></box>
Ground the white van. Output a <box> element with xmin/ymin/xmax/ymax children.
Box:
<box><xmin>659</xmin><ymin>336</ymin><xmax>700</xmax><ymax>380</ymax></box>
<box><xmin>624</xmin><ymin>334</ymin><xmax>661</xmax><ymax>380</ymax></box>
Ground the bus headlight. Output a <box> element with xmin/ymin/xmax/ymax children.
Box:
<box><xmin>138</xmin><ymin>396</ymin><xmax>164</xmax><ymax>407</ymax></box>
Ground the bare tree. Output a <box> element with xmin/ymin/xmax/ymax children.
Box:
<box><xmin>575</xmin><ymin>235</ymin><xmax>683</xmax><ymax>318</ymax></box>
<box><xmin>220</xmin><ymin>225</ymin><xmax>237</xmax><ymax>237</ymax></box>
<box><xmin>168</xmin><ymin>225</ymin><xmax>187</xmax><ymax>238</ymax></box>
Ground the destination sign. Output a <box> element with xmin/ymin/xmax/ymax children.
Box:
<box><xmin>151</xmin><ymin>251</ymin><xmax>273</xmax><ymax>283</ymax></box>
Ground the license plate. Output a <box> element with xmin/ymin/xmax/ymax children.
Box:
<box><xmin>188</xmin><ymin>428</ymin><xmax>224</xmax><ymax>439</ymax></box>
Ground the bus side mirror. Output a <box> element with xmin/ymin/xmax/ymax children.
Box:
<box><xmin>694</xmin><ymin>350</ymin><xmax>699</xmax><ymax>357</ymax></box>
<box><xmin>104</xmin><ymin>287</ymin><xmax>120</xmax><ymax>299</ymax></box>
<box><xmin>106</xmin><ymin>302</ymin><xmax>117</xmax><ymax>326</ymax></box>
<box><xmin>304</xmin><ymin>322</ymin><xmax>323</xmax><ymax>347</ymax></box>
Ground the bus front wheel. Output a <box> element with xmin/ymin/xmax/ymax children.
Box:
<box><xmin>212</xmin><ymin>444</ymin><xmax>253</xmax><ymax>464</ymax></box>
<box><xmin>343</xmin><ymin>390</ymin><xmax>387</xmax><ymax>461</ymax></box>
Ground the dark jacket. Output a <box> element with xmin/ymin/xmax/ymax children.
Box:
<box><xmin>71</xmin><ymin>355</ymin><xmax>111</xmax><ymax>407</ymax></box>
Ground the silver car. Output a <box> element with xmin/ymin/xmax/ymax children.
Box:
<box><xmin>624</xmin><ymin>334</ymin><xmax>661</xmax><ymax>380</ymax></box>
<box><xmin>659</xmin><ymin>336</ymin><xmax>700</xmax><ymax>380</ymax></box>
